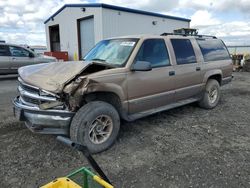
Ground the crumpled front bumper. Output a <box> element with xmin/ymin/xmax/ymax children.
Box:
<box><xmin>13</xmin><ymin>96</ymin><xmax>75</xmax><ymax>135</ymax></box>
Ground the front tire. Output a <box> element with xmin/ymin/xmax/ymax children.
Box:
<box><xmin>70</xmin><ymin>101</ymin><xmax>120</xmax><ymax>153</ymax></box>
<box><xmin>199</xmin><ymin>79</ymin><xmax>220</xmax><ymax>109</ymax></box>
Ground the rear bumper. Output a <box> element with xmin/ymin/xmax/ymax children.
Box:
<box><xmin>13</xmin><ymin>96</ymin><xmax>74</xmax><ymax>135</ymax></box>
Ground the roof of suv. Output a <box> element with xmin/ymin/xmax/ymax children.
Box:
<box><xmin>107</xmin><ymin>34</ymin><xmax>217</xmax><ymax>40</ymax></box>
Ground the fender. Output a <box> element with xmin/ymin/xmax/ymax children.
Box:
<box><xmin>85</xmin><ymin>82</ymin><xmax>130</xmax><ymax>121</ymax></box>
<box><xmin>202</xmin><ymin>69</ymin><xmax>222</xmax><ymax>84</ymax></box>
<box><xmin>86</xmin><ymin>82</ymin><xmax>126</xmax><ymax>102</ymax></box>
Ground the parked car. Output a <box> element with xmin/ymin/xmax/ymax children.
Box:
<box><xmin>13</xmin><ymin>34</ymin><xmax>233</xmax><ymax>153</ymax></box>
<box><xmin>0</xmin><ymin>43</ymin><xmax>56</xmax><ymax>74</ymax></box>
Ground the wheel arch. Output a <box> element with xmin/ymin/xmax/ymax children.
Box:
<box><xmin>203</xmin><ymin>70</ymin><xmax>222</xmax><ymax>85</ymax></box>
<box><xmin>83</xmin><ymin>91</ymin><xmax>129</xmax><ymax>121</ymax></box>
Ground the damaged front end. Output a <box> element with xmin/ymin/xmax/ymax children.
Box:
<box><xmin>13</xmin><ymin>77</ymin><xmax>75</xmax><ymax>135</ymax></box>
<box><xmin>13</xmin><ymin>61</ymin><xmax>112</xmax><ymax>135</ymax></box>
<box><xmin>63</xmin><ymin>76</ymin><xmax>90</xmax><ymax>112</ymax></box>
<box><xmin>18</xmin><ymin>77</ymin><xmax>65</xmax><ymax>110</ymax></box>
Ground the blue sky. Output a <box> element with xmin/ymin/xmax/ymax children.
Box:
<box><xmin>0</xmin><ymin>0</ymin><xmax>249</xmax><ymax>46</ymax></box>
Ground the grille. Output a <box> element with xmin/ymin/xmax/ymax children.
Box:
<box><xmin>19</xmin><ymin>81</ymin><xmax>39</xmax><ymax>95</ymax></box>
<box><xmin>21</xmin><ymin>96</ymin><xmax>42</xmax><ymax>105</ymax></box>
<box><xmin>18</xmin><ymin>77</ymin><xmax>57</xmax><ymax>107</ymax></box>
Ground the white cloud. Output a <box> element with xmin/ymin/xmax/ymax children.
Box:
<box><xmin>180</xmin><ymin>0</ymin><xmax>214</xmax><ymax>10</ymax></box>
<box><xmin>0</xmin><ymin>12</ymin><xmax>19</xmax><ymax>25</ymax></box>
<box><xmin>191</xmin><ymin>10</ymin><xmax>220</xmax><ymax>27</ymax></box>
<box><xmin>180</xmin><ymin>0</ymin><xmax>250</xmax><ymax>13</ymax></box>
<box><xmin>98</xmin><ymin>0</ymin><xmax>179</xmax><ymax>13</ymax></box>
<box><xmin>196</xmin><ymin>21</ymin><xmax>250</xmax><ymax>45</ymax></box>
<box><xmin>0</xmin><ymin>0</ymin><xmax>88</xmax><ymax>45</ymax></box>
<box><xmin>0</xmin><ymin>0</ymin><xmax>249</xmax><ymax>46</ymax></box>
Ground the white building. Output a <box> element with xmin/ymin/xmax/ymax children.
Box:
<box><xmin>44</xmin><ymin>3</ymin><xmax>190</xmax><ymax>60</ymax></box>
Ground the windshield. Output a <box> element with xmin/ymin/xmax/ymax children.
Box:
<box><xmin>84</xmin><ymin>39</ymin><xmax>138</xmax><ymax>66</ymax></box>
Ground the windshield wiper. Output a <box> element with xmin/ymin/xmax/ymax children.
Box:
<box><xmin>91</xmin><ymin>59</ymin><xmax>118</xmax><ymax>68</ymax></box>
<box><xmin>91</xmin><ymin>58</ymin><xmax>106</xmax><ymax>62</ymax></box>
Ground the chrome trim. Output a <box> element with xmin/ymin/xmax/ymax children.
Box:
<box><xmin>14</xmin><ymin>97</ymin><xmax>73</xmax><ymax>114</ymax></box>
<box><xmin>18</xmin><ymin>77</ymin><xmax>39</xmax><ymax>90</ymax></box>
<box><xmin>13</xmin><ymin>97</ymin><xmax>74</xmax><ymax>135</ymax></box>
<box><xmin>20</xmin><ymin>96</ymin><xmax>39</xmax><ymax>107</ymax></box>
<box><xmin>40</xmin><ymin>89</ymin><xmax>59</xmax><ymax>98</ymax></box>
<box><xmin>18</xmin><ymin>77</ymin><xmax>59</xmax><ymax>98</ymax></box>
<box><xmin>18</xmin><ymin>86</ymin><xmax>57</xmax><ymax>102</ymax></box>
<box><xmin>25</xmin><ymin>112</ymin><xmax>71</xmax><ymax>123</ymax></box>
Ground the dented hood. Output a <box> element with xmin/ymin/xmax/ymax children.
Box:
<box><xmin>18</xmin><ymin>61</ymin><xmax>92</xmax><ymax>93</ymax></box>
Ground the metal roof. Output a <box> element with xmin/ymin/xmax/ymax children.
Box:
<box><xmin>44</xmin><ymin>3</ymin><xmax>191</xmax><ymax>24</ymax></box>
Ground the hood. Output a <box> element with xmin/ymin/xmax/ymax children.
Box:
<box><xmin>18</xmin><ymin>61</ymin><xmax>105</xmax><ymax>93</ymax></box>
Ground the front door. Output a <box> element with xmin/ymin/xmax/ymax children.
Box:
<box><xmin>0</xmin><ymin>45</ymin><xmax>11</xmax><ymax>74</ymax></box>
<box><xmin>79</xmin><ymin>17</ymin><xmax>95</xmax><ymax>59</ymax></box>
<box><xmin>9</xmin><ymin>46</ymin><xmax>35</xmax><ymax>72</ymax></box>
<box><xmin>127</xmin><ymin>39</ymin><xmax>176</xmax><ymax>114</ymax></box>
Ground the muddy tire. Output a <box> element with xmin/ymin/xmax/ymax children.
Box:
<box><xmin>70</xmin><ymin>101</ymin><xmax>120</xmax><ymax>153</ymax></box>
<box><xmin>199</xmin><ymin>79</ymin><xmax>220</xmax><ymax>109</ymax></box>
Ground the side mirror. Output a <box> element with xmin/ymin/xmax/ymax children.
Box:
<box><xmin>131</xmin><ymin>61</ymin><xmax>152</xmax><ymax>71</ymax></box>
<box><xmin>29</xmin><ymin>52</ymin><xmax>35</xmax><ymax>58</ymax></box>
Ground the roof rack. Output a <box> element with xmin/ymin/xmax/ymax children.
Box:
<box><xmin>161</xmin><ymin>28</ymin><xmax>217</xmax><ymax>39</ymax></box>
<box><xmin>160</xmin><ymin>32</ymin><xmax>217</xmax><ymax>39</ymax></box>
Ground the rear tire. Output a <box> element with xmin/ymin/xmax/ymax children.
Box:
<box><xmin>199</xmin><ymin>79</ymin><xmax>220</xmax><ymax>109</ymax></box>
<box><xmin>70</xmin><ymin>101</ymin><xmax>120</xmax><ymax>153</ymax></box>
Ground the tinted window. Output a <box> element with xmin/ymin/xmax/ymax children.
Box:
<box><xmin>10</xmin><ymin>46</ymin><xmax>30</xmax><ymax>57</ymax></box>
<box><xmin>135</xmin><ymin>39</ymin><xmax>170</xmax><ymax>68</ymax></box>
<box><xmin>0</xmin><ymin>45</ymin><xmax>10</xmax><ymax>56</ymax></box>
<box><xmin>197</xmin><ymin>39</ymin><xmax>230</xmax><ymax>62</ymax></box>
<box><xmin>171</xmin><ymin>39</ymin><xmax>196</xmax><ymax>65</ymax></box>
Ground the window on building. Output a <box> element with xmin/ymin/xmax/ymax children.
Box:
<box><xmin>171</xmin><ymin>39</ymin><xmax>196</xmax><ymax>65</ymax></box>
<box><xmin>197</xmin><ymin>39</ymin><xmax>231</xmax><ymax>62</ymax></box>
<box><xmin>135</xmin><ymin>39</ymin><xmax>170</xmax><ymax>68</ymax></box>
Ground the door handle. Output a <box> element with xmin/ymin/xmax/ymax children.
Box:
<box><xmin>169</xmin><ymin>71</ymin><xmax>175</xmax><ymax>76</ymax></box>
<box><xmin>12</xmin><ymin>57</ymin><xmax>16</xmax><ymax>60</ymax></box>
<box><xmin>196</xmin><ymin>67</ymin><xmax>201</xmax><ymax>71</ymax></box>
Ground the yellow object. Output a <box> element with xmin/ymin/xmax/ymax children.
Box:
<box><xmin>73</xmin><ymin>52</ymin><xmax>78</xmax><ymax>61</ymax></box>
<box><xmin>41</xmin><ymin>177</ymin><xmax>81</xmax><ymax>188</ymax></box>
<box><xmin>93</xmin><ymin>175</ymin><xmax>114</xmax><ymax>188</ymax></box>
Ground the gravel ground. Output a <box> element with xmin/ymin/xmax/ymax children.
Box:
<box><xmin>0</xmin><ymin>72</ymin><xmax>250</xmax><ymax>188</ymax></box>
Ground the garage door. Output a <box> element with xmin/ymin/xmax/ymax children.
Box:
<box><xmin>79</xmin><ymin>17</ymin><xmax>94</xmax><ymax>59</ymax></box>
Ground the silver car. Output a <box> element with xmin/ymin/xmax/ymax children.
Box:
<box><xmin>0</xmin><ymin>43</ymin><xmax>56</xmax><ymax>74</ymax></box>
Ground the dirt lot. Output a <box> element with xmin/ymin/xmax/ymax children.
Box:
<box><xmin>1</xmin><ymin>72</ymin><xmax>250</xmax><ymax>188</ymax></box>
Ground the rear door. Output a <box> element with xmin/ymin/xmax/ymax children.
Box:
<box><xmin>9</xmin><ymin>45</ymin><xmax>35</xmax><ymax>72</ymax></box>
<box><xmin>127</xmin><ymin>39</ymin><xmax>176</xmax><ymax>114</ymax></box>
<box><xmin>0</xmin><ymin>45</ymin><xmax>11</xmax><ymax>74</ymax></box>
<box><xmin>170</xmin><ymin>38</ymin><xmax>203</xmax><ymax>101</ymax></box>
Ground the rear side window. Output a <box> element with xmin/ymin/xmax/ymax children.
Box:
<box><xmin>135</xmin><ymin>39</ymin><xmax>170</xmax><ymax>68</ymax></box>
<box><xmin>197</xmin><ymin>39</ymin><xmax>230</xmax><ymax>62</ymax></box>
<box><xmin>171</xmin><ymin>39</ymin><xmax>196</xmax><ymax>65</ymax></box>
<box><xmin>0</xmin><ymin>45</ymin><xmax>10</xmax><ymax>56</ymax></box>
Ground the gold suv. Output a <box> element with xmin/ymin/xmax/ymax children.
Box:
<box><xmin>13</xmin><ymin>34</ymin><xmax>233</xmax><ymax>153</ymax></box>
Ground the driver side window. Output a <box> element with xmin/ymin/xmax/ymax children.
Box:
<box><xmin>135</xmin><ymin>39</ymin><xmax>170</xmax><ymax>68</ymax></box>
<box><xmin>9</xmin><ymin>46</ymin><xmax>30</xmax><ymax>57</ymax></box>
